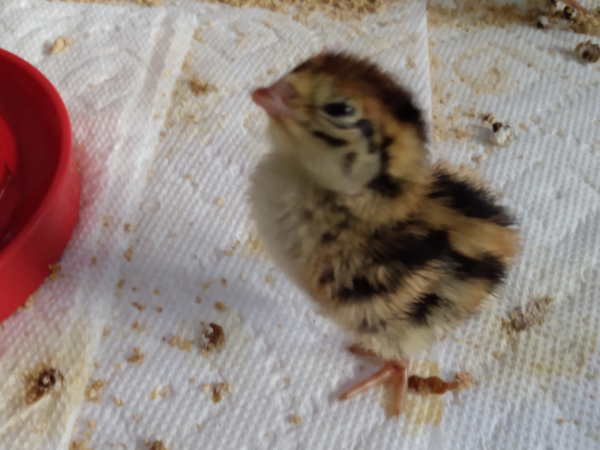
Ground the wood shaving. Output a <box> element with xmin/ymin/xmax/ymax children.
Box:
<box><xmin>502</xmin><ymin>296</ymin><xmax>553</xmax><ymax>333</ymax></box>
<box><xmin>126</xmin><ymin>347</ymin><xmax>145</xmax><ymax>364</ymax></box>
<box><xmin>289</xmin><ymin>414</ymin><xmax>302</xmax><ymax>425</ymax></box>
<box><xmin>150</xmin><ymin>441</ymin><xmax>167</xmax><ymax>450</ymax></box>
<box><xmin>132</xmin><ymin>302</ymin><xmax>146</xmax><ymax>311</ymax></box>
<box><xmin>149</xmin><ymin>386</ymin><xmax>158</xmax><ymax>400</ymax></box>
<box><xmin>85</xmin><ymin>380</ymin><xmax>108</xmax><ymax>403</ymax></box>
<box><xmin>211</xmin><ymin>382</ymin><xmax>232</xmax><ymax>403</ymax></box>
<box><xmin>50</xmin><ymin>36</ymin><xmax>72</xmax><ymax>54</ymax></box>
<box><xmin>202</xmin><ymin>323</ymin><xmax>226</xmax><ymax>354</ymax></box>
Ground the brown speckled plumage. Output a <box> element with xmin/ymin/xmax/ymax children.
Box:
<box><xmin>249</xmin><ymin>52</ymin><xmax>519</xmax><ymax>417</ymax></box>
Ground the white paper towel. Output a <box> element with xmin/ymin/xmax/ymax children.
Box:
<box><xmin>0</xmin><ymin>1</ymin><xmax>437</xmax><ymax>449</ymax></box>
<box><xmin>1</xmin><ymin>0</ymin><xmax>598</xmax><ymax>448</ymax></box>
<box><xmin>421</xmin><ymin>2</ymin><xmax>600</xmax><ymax>449</ymax></box>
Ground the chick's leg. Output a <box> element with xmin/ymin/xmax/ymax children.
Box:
<box><xmin>338</xmin><ymin>358</ymin><xmax>409</xmax><ymax>417</ymax></box>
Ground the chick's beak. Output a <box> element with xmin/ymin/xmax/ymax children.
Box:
<box><xmin>251</xmin><ymin>79</ymin><xmax>297</xmax><ymax>118</ymax></box>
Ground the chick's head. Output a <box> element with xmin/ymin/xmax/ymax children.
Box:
<box><xmin>252</xmin><ymin>52</ymin><xmax>428</xmax><ymax>196</ymax></box>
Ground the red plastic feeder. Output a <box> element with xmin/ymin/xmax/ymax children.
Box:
<box><xmin>0</xmin><ymin>48</ymin><xmax>80</xmax><ymax>323</ymax></box>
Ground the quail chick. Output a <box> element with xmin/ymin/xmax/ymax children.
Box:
<box><xmin>249</xmin><ymin>52</ymin><xmax>519</xmax><ymax>417</ymax></box>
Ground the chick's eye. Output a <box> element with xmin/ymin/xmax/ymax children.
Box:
<box><xmin>323</xmin><ymin>102</ymin><xmax>355</xmax><ymax>117</ymax></box>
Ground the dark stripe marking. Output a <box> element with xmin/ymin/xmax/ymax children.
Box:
<box><xmin>407</xmin><ymin>292</ymin><xmax>443</xmax><ymax>325</ymax></box>
<box><xmin>373</xmin><ymin>229</ymin><xmax>450</xmax><ymax>270</ymax></box>
<box><xmin>355</xmin><ymin>119</ymin><xmax>374</xmax><ymax>139</ymax></box>
<box><xmin>339</xmin><ymin>276</ymin><xmax>388</xmax><ymax>301</ymax></box>
<box><xmin>429</xmin><ymin>171</ymin><xmax>516</xmax><ymax>227</ymax></box>
<box><xmin>449</xmin><ymin>250</ymin><xmax>507</xmax><ymax>284</ymax></box>
<box><xmin>367</xmin><ymin>139</ymin><xmax>402</xmax><ymax>198</ymax></box>
<box><xmin>312</xmin><ymin>131</ymin><xmax>348</xmax><ymax>147</ymax></box>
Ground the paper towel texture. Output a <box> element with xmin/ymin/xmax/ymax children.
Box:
<box><xmin>1</xmin><ymin>0</ymin><xmax>599</xmax><ymax>449</ymax></box>
<box><xmin>0</xmin><ymin>1</ymin><xmax>435</xmax><ymax>449</ymax></box>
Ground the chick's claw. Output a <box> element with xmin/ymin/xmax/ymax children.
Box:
<box><xmin>338</xmin><ymin>360</ymin><xmax>408</xmax><ymax>418</ymax></box>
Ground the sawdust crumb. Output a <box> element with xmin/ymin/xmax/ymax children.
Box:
<box><xmin>557</xmin><ymin>418</ymin><xmax>566</xmax><ymax>425</ymax></box>
<box><xmin>88</xmin><ymin>420</ymin><xmax>96</xmax><ymax>429</ymax></box>
<box><xmin>132</xmin><ymin>321</ymin><xmax>140</xmax><ymax>329</ymax></box>
<box><xmin>576</xmin><ymin>40</ymin><xmax>600</xmax><ymax>63</ymax></box>
<box><xmin>90</xmin><ymin>257</ymin><xmax>97</xmax><ymax>266</ymax></box>
<box><xmin>114</xmin><ymin>396</ymin><xmax>123</xmax><ymax>406</ymax></box>
<box><xmin>149</xmin><ymin>386</ymin><xmax>158</xmax><ymax>400</ymax></box>
<box><xmin>455</xmin><ymin>372</ymin><xmax>472</xmax><ymax>390</ymax></box>
<box><xmin>214</xmin><ymin>301</ymin><xmax>228</xmax><ymax>312</ymax></box>
<box><xmin>102</xmin><ymin>326</ymin><xmax>110</xmax><ymax>340</ymax></box>
<box><xmin>195</xmin><ymin>295</ymin><xmax>202</xmax><ymax>304</ymax></box>
<box><xmin>211</xmin><ymin>383</ymin><xmax>232</xmax><ymax>403</ymax></box>
<box><xmin>132</xmin><ymin>302</ymin><xmax>146</xmax><ymax>311</ymax></box>
<box><xmin>491</xmin><ymin>351</ymin><xmax>503</xmax><ymax>360</ymax></box>
<box><xmin>168</xmin><ymin>335</ymin><xmax>183</xmax><ymax>348</ymax></box>
<box><xmin>85</xmin><ymin>380</ymin><xmax>108</xmax><ymax>403</ymax></box>
<box><xmin>126</xmin><ymin>347</ymin><xmax>145</xmax><ymax>364</ymax></box>
<box><xmin>123</xmin><ymin>223</ymin><xmax>135</xmax><ymax>233</ymax></box>
<box><xmin>156</xmin><ymin>307</ymin><xmax>163</xmax><ymax>313</ymax></box>
<box><xmin>124</xmin><ymin>248</ymin><xmax>133</xmax><ymax>261</ymax></box>
<box><xmin>133</xmin><ymin>413</ymin><xmax>142</xmax><ymax>424</ymax></box>
<box><xmin>502</xmin><ymin>296</ymin><xmax>553</xmax><ymax>333</ymax></box>
<box><xmin>203</xmin><ymin>383</ymin><xmax>211</xmax><ymax>393</ymax></box>
<box><xmin>69</xmin><ymin>441</ymin><xmax>91</xmax><ymax>450</ymax></box>
<box><xmin>159</xmin><ymin>387</ymin><xmax>169</xmax><ymax>398</ymax></box>
<box><xmin>216</xmin><ymin>197</ymin><xmax>226</xmax><ymax>206</ymax></box>
<box><xmin>149</xmin><ymin>441</ymin><xmax>167</xmax><ymax>450</ymax></box>
<box><xmin>153</xmin><ymin>289</ymin><xmax>161</xmax><ymax>296</ymax></box>
<box><xmin>203</xmin><ymin>323</ymin><xmax>226</xmax><ymax>354</ymax></box>
<box><xmin>50</xmin><ymin>36</ymin><xmax>72</xmax><ymax>54</ymax></box>
<box><xmin>189</xmin><ymin>78</ymin><xmax>217</xmax><ymax>96</ymax></box>
<box><xmin>289</xmin><ymin>414</ymin><xmax>302</xmax><ymax>425</ymax></box>
<box><xmin>48</xmin><ymin>264</ymin><xmax>63</xmax><ymax>281</ymax></box>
